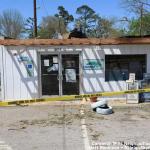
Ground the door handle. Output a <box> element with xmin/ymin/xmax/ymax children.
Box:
<box><xmin>57</xmin><ymin>75</ymin><xmax>63</xmax><ymax>80</ymax></box>
<box><xmin>57</xmin><ymin>75</ymin><xmax>59</xmax><ymax>80</ymax></box>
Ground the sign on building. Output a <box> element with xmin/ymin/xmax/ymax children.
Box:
<box><xmin>83</xmin><ymin>59</ymin><xmax>104</xmax><ymax>70</ymax></box>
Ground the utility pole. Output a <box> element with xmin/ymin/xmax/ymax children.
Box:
<box><xmin>139</xmin><ymin>3</ymin><xmax>143</xmax><ymax>36</ymax></box>
<box><xmin>34</xmin><ymin>0</ymin><xmax>37</xmax><ymax>37</ymax></box>
<box><xmin>138</xmin><ymin>1</ymin><xmax>150</xmax><ymax>36</ymax></box>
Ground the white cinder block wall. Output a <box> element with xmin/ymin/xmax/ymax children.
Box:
<box><xmin>0</xmin><ymin>44</ymin><xmax>150</xmax><ymax>101</ymax></box>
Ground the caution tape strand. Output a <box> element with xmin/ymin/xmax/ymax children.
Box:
<box><xmin>0</xmin><ymin>88</ymin><xmax>150</xmax><ymax>106</ymax></box>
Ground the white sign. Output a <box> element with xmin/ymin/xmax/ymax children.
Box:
<box><xmin>83</xmin><ymin>59</ymin><xmax>104</xmax><ymax>70</ymax></box>
<box><xmin>44</xmin><ymin>59</ymin><xmax>49</xmax><ymax>66</ymax></box>
<box><xmin>129</xmin><ymin>73</ymin><xmax>135</xmax><ymax>81</ymax></box>
<box><xmin>65</xmin><ymin>69</ymin><xmax>76</xmax><ymax>82</ymax></box>
<box><xmin>53</xmin><ymin>56</ymin><xmax>58</xmax><ymax>63</ymax></box>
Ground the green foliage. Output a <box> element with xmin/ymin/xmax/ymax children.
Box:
<box><xmin>142</xmin><ymin>13</ymin><xmax>150</xmax><ymax>35</ymax></box>
<box><xmin>120</xmin><ymin>0</ymin><xmax>150</xmax><ymax>36</ymax></box>
<box><xmin>128</xmin><ymin>13</ymin><xmax>150</xmax><ymax>36</ymax></box>
<box><xmin>75</xmin><ymin>5</ymin><xmax>119</xmax><ymax>38</ymax></box>
<box><xmin>94</xmin><ymin>18</ymin><xmax>120</xmax><ymax>38</ymax></box>
<box><xmin>55</xmin><ymin>6</ymin><xmax>74</xmax><ymax>27</ymax></box>
<box><xmin>128</xmin><ymin>18</ymin><xmax>140</xmax><ymax>36</ymax></box>
<box><xmin>75</xmin><ymin>5</ymin><xmax>98</xmax><ymax>35</ymax></box>
<box><xmin>38</xmin><ymin>16</ymin><xmax>66</xmax><ymax>39</ymax></box>
<box><xmin>38</xmin><ymin>6</ymin><xmax>73</xmax><ymax>38</ymax></box>
<box><xmin>24</xmin><ymin>17</ymin><xmax>34</xmax><ymax>38</ymax></box>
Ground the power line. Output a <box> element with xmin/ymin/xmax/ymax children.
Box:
<box><xmin>41</xmin><ymin>0</ymin><xmax>49</xmax><ymax>16</ymax></box>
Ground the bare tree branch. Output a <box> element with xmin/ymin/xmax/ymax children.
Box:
<box><xmin>0</xmin><ymin>9</ymin><xmax>24</xmax><ymax>39</ymax></box>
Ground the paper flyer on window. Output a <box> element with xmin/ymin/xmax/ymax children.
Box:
<box><xmin>65</xmin><ymin>69</ymin><xmax>76</xmax><ymax>83</ymax></box>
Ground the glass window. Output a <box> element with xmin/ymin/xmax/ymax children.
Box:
<box><xmin>105</xmin><ymin>55</ymin><xmax>146</xmax><ymax>81</ymax></box>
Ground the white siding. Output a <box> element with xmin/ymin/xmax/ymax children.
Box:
<box><xmin>82</xmin><ymin>45</ymin><xmax>150</xmax><ymax>99</ymax></box>
<box><xmin>0</xmin><ymin>46</ymin><xmax>5</xmax><ymax>100</ymax></box>
<box><xmin>1</xmin><ymin>46</ymin><xmax>39</xmax><ymax>100</ymax></box>
<box><xmin>0</xmin><ymin>44</ymin><xmax>150</xmax><ymax>101</ymax></box>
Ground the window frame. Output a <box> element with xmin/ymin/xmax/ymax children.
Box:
<box><xmin>105</xmin><ymin>54</ymin><xmax>147</xmax><ymax>82</ymax></box>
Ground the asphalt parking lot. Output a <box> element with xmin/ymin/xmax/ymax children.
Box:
<box><xmin>0</xmin><ymin>101</ymin><xmax>150</xmax><ymax>150</ymax></box>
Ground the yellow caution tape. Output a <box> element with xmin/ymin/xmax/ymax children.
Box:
<box><xmin>0</xmin><ymin>88</ymin><xmax>150</xmax><ymax>106</ymax></box>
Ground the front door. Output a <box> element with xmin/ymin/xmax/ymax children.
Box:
<box><xmin>41</xmin><ymin>54</ymin><xmax>59</xmax><ymax>95</ymax></box>
<box><xmin>41</xmin><ymin>54</ymin><xmax>79</xmax><ymax>96</ymax></box>
<box><xmin>62</xmin><ymin>54</ymin><xmax>79</xmax><ymax>95</ymax></box>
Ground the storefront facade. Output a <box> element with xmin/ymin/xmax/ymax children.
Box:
<box><xmin>0</xmin><ymin>38</ymin><xmax>150</xmax><ymax>101</ymax></box>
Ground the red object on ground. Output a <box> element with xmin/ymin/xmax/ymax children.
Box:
<box><xmin>90</xmin><ymin>97</ymin><xmax>97</xmax><ymax>102</ymax></box>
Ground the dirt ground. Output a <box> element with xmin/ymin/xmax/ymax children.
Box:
<box><xmin>0</xmin><ymin>101</ymin><xmax>150</xmax><ymax>150</ymax></box>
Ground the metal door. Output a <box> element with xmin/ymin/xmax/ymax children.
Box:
<box><xmin>41</xmin><ymin>54</ymin><xmax>59</xmax><ymax>95</ymax></box>
<box><xmin>61</xmin><ymin>54</ymin><xmax>79</xmax><ymax>95</ymax></box>
<box><xmin>41</xmin><ymin>54</ymin><xmax>80</xmax><ymax>96</ymax></box>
